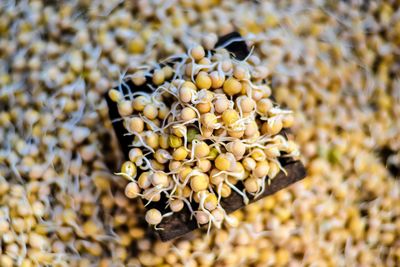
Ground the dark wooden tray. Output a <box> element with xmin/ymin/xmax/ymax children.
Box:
<box><xmin>105</xmin><ymin>32</ymin><xmax>306</xmax><ymax>241</ymax></box>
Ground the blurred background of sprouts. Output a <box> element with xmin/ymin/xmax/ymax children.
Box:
<box><xmin>0</xmin><ymin>0</ymin><xmax>399</xmax><ymax>266</ymax></box>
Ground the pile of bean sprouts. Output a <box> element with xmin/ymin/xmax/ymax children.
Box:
<box><xmin>109</xmin><ymin>44</ymin><xmax>299</xmax><ymax>231</ymax></box>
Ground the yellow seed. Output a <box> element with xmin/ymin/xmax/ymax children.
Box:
<box><xmin>194</xmin><ymin>141</ymin><xmax>210</xmax><ymax>158</ymax></box>
<box><xmin>131</xmin><ymin>71</ymin><xmax>146</xmax><ymax>86</ymax></box>
<box><xmin>143</xmin><ymin>189</ymin><xmax>161</xmax><ymax>202</ymax></box>
<box><xmin>158</xmin><ymin>105</ymin><xmax>169</xmax><ymax>120</ymax></box>
<box><xmin>201</xmin><ymin>113</ymin><xmax>218</xmax><ymax>129</ymax></box>
<box><xmin>202</xmin><ymin>33</ymin><xmax>218</xmax><ymax>50</ymax></box>
<box><xmin>152</xmin><ymin>69</ymin><xmax>165</xmax><ymax>85</ymax></box>
<box><xmin>162</xmin><ymin>65</ymin><xmax>174</xmax><ymax>79</ymax></box>
<box><xmin>237</xmin><ymin>96</ymin><xmax>255</xmax><ymax>113</ymax></box>
<box><xmin>252</xmin><ymin>88</ymin><xmax>264</xmax><ymax>101</ymax></box>
<box><xmin>128</xmin><ymin>38</ymin><xmax>145</xmax><ymax>54</ymax></box>
<box><xmin>190</xmin><ymin>45</ymin><xmax>205</xmax><ymax>61</ymax></box>
<box><xmin>233</xmin><ymin>65</ymin><xmax>249</xmax><ymax>80</ymax></box>
<box><xmin>145</xmin><ymin>132</ymin><xmax>159</xmax><ymax>149</ymax></box>
<box><xmin>220</xmin><ymin>183</ymin><xmax>232</xmax><ymax>198</ymax></box>
<box><xmin>82</xmin><ymin>220</ymin><xmax>102</xmax><ymax>237</ymax></box>
<box><xmin>204</xmin><ymin>193</ymin><xmax>218</xmax><ymax>210</ymax></box>
<box><xmin>170</xmin><ymin>199</ymin><xmax>184</xmax><ymax>212</ymax></box>
<box><xmin>0</xmin><ymin>255</ymin><xmax>13</xmax><ymax>267</ymax></box>
<box><xmin>227</xmin><ymin>176</ymin><xmax>238</xmax><ymax>185</ymax></box>
<box><xmin>215</xmin><ymin>154</ymin><xmax>231</xmax><ymax>171</ymax></box>
<box><xmin>233</xmin><ymin>162</ymin><xmax>246</xmax><ymax>179</ymax></box>
<box><xmin>197</xmin><ymin>159</ymin><xmax>212</xmax><ymax>172</ymax></box>
<box><xmin>196</xmin><ymin>102</ymin><xmax>211</xmax><ymax>113</ymax></box>
<box><xmin>210</xmin><ymin>168</ymin><xmax>225</xmax><ymax>185</ymax></box>
<box><xmin>20</xmin><ymin>259</ymin><xmax>33</xmax><ymax>267</ymax></box>
<box><xmin>244</xmin><ymin>121</ymin><xmax>258</xmax><ymax>137</ymax></box>
<box><xmin>223</xmin><ymin>77</ymin><xmax>242</xmax><ymax>96</ymax></box>
<box><xmin>221</xmin><ymin>59</ymin><xmax>233</xmax><ymax>72</ymax></box>
<box><xmin>128</xmin><ymin>117</ymin><xmax>144</xmax><ymax>133</ymax></box>
<box><xmin>282</xmin><ymin>114</ymin><xmax>294</xmax><ymax>128</ymax></box>
<box><xmin>168</xmin><ymin>135</ymin><xmax>182</xmax><ymax>148</ymax></box>
<box><xmin>151</xmin><ymin>172</ymin><xmax>169</xmax><ymax>187</ymax></box>
<box><xmin>154</xmin><ymin>149</ymin><xmax>170</xmax><ymax>164</ymax></box>
<box><xmin>195</xmin><ymin>211</ymin><xmax>210</xmax><ymax>224</ymax></box>
<box><xmin>210</xmin><ymin>71</ymin><xmax>225</xmax><ymax>89</ymax></box>
<box><xmin>138</xmin><ymin>172</ymin><xmax>151</xmax><ymax>189</ymax></box>
<box><xmin>208</xmin><ymin>148</ymin><xmax>219</xmax><ymax>160</ymax></box>
<box><xmin>179</xmin><ymin>166</ymin><xmax>192</xmax><ymax>183</ymax></box>
<box><xmin>108</xmin><ymin>89</ymin><xmax>122</xmax><ymax>102</ymax></box>
<box><xmin>251</xmin><ymin>148</ymin><xmax>266</xmax><ymax>161</ymax></box>
<box><xmin>195</xmin><ymin>71</ymin><xmax>212</xmax><ymax>89</ymax></box>
<box><xmin>132</xmin><ymin>96</ymin><xmax>149</xmax><ymax>111</ymax></box>
<box><xmin>179</xmin><ymin>87</ymin><xmax>193</xmax><ymax>103</ymax></box>
<box><xmin>86</xmin><ymin>242</ymin><xmax>103</xmax><ymax>257</ymax></box>
<box><xmin>256</xmin><ymin>98</ymin><xmax>273</xmax><ymax>115</ymax></box>
<box><xmin>253</xmin><ymin>65</ymin><xmax>269</xmax><ymax>80</ymax></box>
<box><xmin>125</xmin><ymin>182</ymin><xmax>140</xmax><ymax>199</ymax></box>
<box><xmin>121</xmin><ymin>161</ymin><xmax>137</xmax><ymax>177</ymax></box>
<box><xmin>182</xmin><ymin>81</ymin><xmax>197</xmax><ymax>90</ymax></box>
<box><xmin>200</xmin><ymin>126</ymin><xmax>212</xmax><ymax>138</ymax></box>
<box><xmin>118</xmin><ymin>100</ymin><xmax>133</xmax><ymax>116</ymax></box>
<box><xmin>259</xmin><ymin>85</ymin><xmax>272</xmax><ymax>98</ymax></box>
<box><xmin>253</xmin><ymin>161</ymin><xmax>269</xmax><ymax>177</ymax></box>
<box><xmin>185</xmin><ymin>64</ymin><xmax>195</xmax><ymax>78</ymax></box>
<box><xmin>227</xmin><ymin>128</ymin><xmax>245</xmax><ymax>138</ymax></box>
<box><xmin>260</xmin><ymin>122</ymin><xmax>269</xmax><ymax>135</ymax></box>
<box><xmin>143</xmin><ymin>104</ymin><xmax>158</xmax><ymax>120</ymax></box>
<box><xmin>171</xmin><ymin>126</ymin><xmax>184</xmax><ymax>139</ymax></box>
<box><xmin>198</xmin><ymin>57</ymin><xmax>211</xmax><ymax>69</ymax></box>
<box><xmin>222</xmin><ymin>109</ymin><xmax>239</xmax><ymax>125</ymax></box>
<box><xmin>214</xmin><ymin>97</ymin><xmax>229</xmax><ymax>113</ymax></box>
<box><xmin>264</xmin><ymin>146</ymin><xmax>281</xmax><ymax>158</ymax></box>
<box><xmin>11</xmin><ymin>217</ymin><xmax>25</xmax><ymax>233</ymax></box>
<box><xmin>266</xmin><ymin>119</ymin><xmax>283</xmax><ymax>135</ymax></box>
<box><xmin>242</xmin><ymin>157</ymin><xmax>256</xmax><ymax>171</ymax></box>
<box><xmin>181</xmin><ymin>107</ymin><xmax>197</xmax><ymax>121</ymax></box>
<box><xmin>182</xmin><ymin>186</ymin><xmax>191</xmax><ymax>198</ymax></box>
<box><xmin>0</xmin><ymin>219</ymin><xmax>9</xmax><ymax>233</ymax></box>
<box><xmin>276</xmin><ymin>249</ymin><xmax>290</xmax><ymax>266</ymax></box>
<box><xmin>158</xmin><ymin>134</ymin><xmax>169</xmax><ymax>149</ymax></box>
<box><xmin>244</xmin><ymin>177</ymin><xmax>259</xmax><ymax>193</ymax></box>
<box><xmin>145</xmin><ymin>209</ymin><xmax>162</xmax><ymax>225</ymax></box>
<box><xmin>241</xmin><ymin>81</ymin><xmax>251</xmax><ymax>95</ymax></box>
<box><xmin>173</xmin><ymin>147</ymin><xmax>188</xmax><ymax>161</ymax></box>
<box><xmin>150</xmin><ymin>159</ymin><xmax>164</xmax><ymax>171</ymax></box>
<box><xmin>190</xmin><ymin>174</ymin><xmax>209</xmax><ymax>192</ymax></box>
<box><xmin>169</xmin><ymin>160</ymin><xmax>181</xmax><ymax>172</ymax></box>
<box><xmin>226</xmin><ymin>140</ymin><xmax>246</xmax><ymax>159</ymax></box>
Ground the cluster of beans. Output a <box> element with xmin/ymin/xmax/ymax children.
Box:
<box><xmin>109</xmin><ymin>45</ymin><xmax>299</xmax><ymax>229</ymax></box>
<box><xmin>0</xmin><ymin>0</ymin><xmax>399</xmax><ymax>266</ymax></box>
